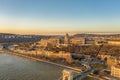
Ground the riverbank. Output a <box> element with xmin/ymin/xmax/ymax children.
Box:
<box><xmin>0</xmin><ymin>50</ymin><xmax>99</xmax><ymax>80</ymax></box>
<box><xmin>0</xmin><ymin>50</ymin><xmax>82</xmax><ymax>73</ymax></box>
<box><xmin>0</xmin><ymin>52</ymin><xmax>64</xmax><ymax>80</ymax></box>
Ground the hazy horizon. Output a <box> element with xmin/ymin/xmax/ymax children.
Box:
<box><xmin>0</xmin><ymin>0</ymin><xmax>120</xmax><ymax>34</ymax></box>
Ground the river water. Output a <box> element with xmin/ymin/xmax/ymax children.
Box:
<box><xmin>0</xmin><ymin>53</ymin><xmax>64</xmax><ymax>80</ymax></box>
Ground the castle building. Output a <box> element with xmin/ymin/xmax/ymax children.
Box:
<box><xmin>39</xmin><ymin>38</ymin><xmax>60</xmax><ymax>47</ymax></box>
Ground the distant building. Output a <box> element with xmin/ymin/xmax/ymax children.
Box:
<box><xmin>111</xmin><ymin>64</ymin><xmax>120</xmax><ymax>78</ymax></box>
<box><xmin>99</xmin><ymin>54</ymin><xmax>119</xmax><ymax>68</ymax></box>
<box><xmin>4</xmin><ymin>35</ymin><xmax>16</xmax><ymax>39</ymax></box>
<box><xmin>84</xmin><ymin>37</ymin><xmax>105</xmax><ymax>45</ymax></box>
<box><xmin>70</xmin><ymin>38</ymin><xmax>85</xmax><ymax>45</ymax></box>
<box><xmin>94</xmin><ymin>38</ymin><xmax>105</xmax><ymax>45</ymax></box>
<box><xmin>39</xmin><ymin>38</ymin><xmax>60</xmax><ymax>47</ymax></box>
<box><xmin>64</xmin><ymin>33</ymin><xmax>70</xmax><ymax>44</ymax></box>
<box><xmin>108</xmin><ymin>39</ymin><xmax>120</xmax><ymax>46</ymax></box>
<box><xmin>85</xmin><ymin>38</ymin><xmax>95</xmax><ymax>45</ymax></box>
<box><xmin>0</xmin><ymin>45</ymin><xmax>3</xmax><ymax>50</ymax></box>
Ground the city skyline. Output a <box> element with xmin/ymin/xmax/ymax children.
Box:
<box><xmin>0</xmin><ymin>0</ymin><xmax>120</xmax><ymax>34</ymax></box>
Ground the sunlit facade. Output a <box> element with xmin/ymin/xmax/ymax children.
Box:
<box><xmin>111</xmin><ymin>65</ymin><xmax>120</xmax><ymax>78</ymax></box>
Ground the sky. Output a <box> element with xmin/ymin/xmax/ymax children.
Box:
<box><xmin>0</xmin><ymin>0</ymin><xmax>120</xmax><ymax>35</ymax></box>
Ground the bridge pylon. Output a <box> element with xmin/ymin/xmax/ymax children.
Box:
<box><xmin>62</xmin><ymin>69</ymin><xmax>73</xmax><ymax>80</ymax></box>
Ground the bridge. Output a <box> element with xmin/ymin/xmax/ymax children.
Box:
<box><xmin>59</xmin><ymin>62</ymin><xmax>93</xmax><ymax>80</ymax></box>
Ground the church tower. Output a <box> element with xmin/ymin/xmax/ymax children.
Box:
<box><xmin>64</xmin><ymin>33</ymin><xmax>70</xmax><ymax>44</ymax></box>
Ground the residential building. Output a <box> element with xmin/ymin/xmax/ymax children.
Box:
<box><xmin>70</xmin><ymin>38</ymin><xmax>85</xmax><ymax>45</ymax></box>
<box><xmin>111</xmin><ymin>64</ymin><xmax>120</xmax><ymax>78</ymax></box>
<box><xmin>85</xmin><ymin>38</ymin><xmax>95</xmax><ymax>45</ymax></box>
<box><xmin>108</xmin><ymin>39</ymin><xmax>120</xmax><ymax>46</ymax></box>
<box><xmin>0</xmin><ymin>45</ymin><xmax>3</xmax><ymax>50</ymax></box>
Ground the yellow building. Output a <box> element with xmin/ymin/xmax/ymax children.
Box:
<box><xmin>111</xmin><ymin>64</ymin><xmax>120</xmax><ymax>78</ymax></box>
<box><xmin>0</xmin><ymin>45</ymin><xmax>3</xmax><ymax>50</ymax></box>
<box><xmin>70</xmin><ymin>38</ymin><xmax>85</xmax><ymax>45</ymax></box>
<box><xmin>40</xmin><ymin>38</ymin><xmax>60</xmax><ymax>47</ymax></box>
<box><xmin>108</xmin><ymin>39</ymin><xmax>120</xmax><ymax>46</ymax></box>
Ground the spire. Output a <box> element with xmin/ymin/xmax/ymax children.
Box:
<box><xmin>64</xmin><ymin>33</ymin><xmax>70</xmax><ymax>44</ymax></box>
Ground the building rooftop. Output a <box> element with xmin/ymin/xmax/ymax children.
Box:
<box><xmin>114</xmin><ymin>64</ymin><xmax>120</xmax><ymax>69</ymax></box>
<box><xmin>109</xmin><ymin>39</ymin><xmax>120</xmax><ymax>42</ymax></box>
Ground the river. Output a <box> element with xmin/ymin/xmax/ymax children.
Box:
<box><xmin>0</xmin><ymin>52</ymin><xmax>64</xmax><ymax>80</ymax></box>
